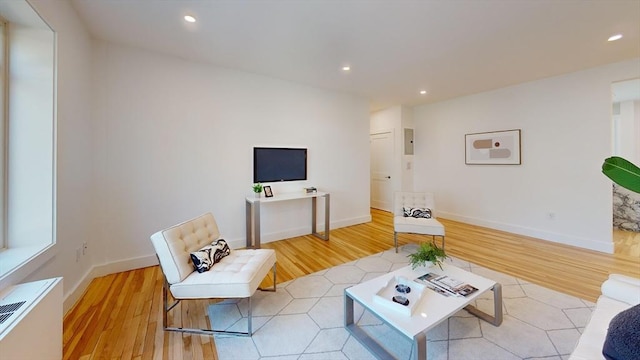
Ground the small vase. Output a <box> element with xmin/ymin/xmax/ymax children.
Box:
<box><xmin>254</xmin><ymin>192</ymin><xmax>261</xmax><ymax>198</ymax></box>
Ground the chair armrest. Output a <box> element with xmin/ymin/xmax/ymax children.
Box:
<box><xmin>601</xmin><ymin>274</ymin><xmax>640</xmax><ymax>306</ymax></box>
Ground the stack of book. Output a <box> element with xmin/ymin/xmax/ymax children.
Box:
<box><xmin>415</xmin><ymin>272</ymin><xmax>478</xmax><ymax>297</ymax></box>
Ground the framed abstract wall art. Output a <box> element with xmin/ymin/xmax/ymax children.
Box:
<box><xmin>465</xmin><ymin>129</ymin><xmax>521</xmax><ymax>165</ymax></box>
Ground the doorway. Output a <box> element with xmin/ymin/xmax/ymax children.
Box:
<box><xmin>611</xmin><ymin>78</ymin><xmax>640</xmax><ymax>257</ymax></box>
<box><xmin>370</xmin><ymin>131</ymin><xmax>393</xmax><ymax>211</ymax></box>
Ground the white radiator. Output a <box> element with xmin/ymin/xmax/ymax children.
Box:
<box><xmin>0</xmin><ymin>277</ymin><xmax>63</xmax><ymax>359</ymax></box>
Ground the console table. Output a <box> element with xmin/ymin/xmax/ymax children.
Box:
<box><xmin>245</xmin><ymin>191</ymin><xmax>330</xmax><ymax>248</ymax></box>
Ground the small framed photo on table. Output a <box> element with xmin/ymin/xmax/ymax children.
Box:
<box><xmin>264</xmin><ymin>186</ymin><xmax>273</xmax><ymax>198</ymax></box>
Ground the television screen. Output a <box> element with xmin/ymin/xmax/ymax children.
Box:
<box><xmin>253</xmin><ymin>147</ymin><xmax>307</xmax><ymax>183</ymax></box>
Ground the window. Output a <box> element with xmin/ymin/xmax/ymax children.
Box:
<box><xmin>0</xmin><ymin>0</ymin><xmax>56</xmax><ymax>289</ymax></box>
<box><xmin>0</xmin><ymin>18</ymin><xmax>6</xmax><ymax>249</ymax></box>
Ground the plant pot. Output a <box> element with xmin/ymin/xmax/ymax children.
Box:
<box><xmin>412</xmin><ymin>263</ymin><xmax>434</xmax><ymax>273</ymax></box>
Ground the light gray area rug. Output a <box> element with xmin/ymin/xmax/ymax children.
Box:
<box><xmin>209</xmin><ymin>245</ymin><xmax>595</xmax><ymax>359</ymax></box>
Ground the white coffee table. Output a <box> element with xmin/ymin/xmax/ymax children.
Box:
<box><xmin>344</xmin><ymin>262</ymin><xmax>502</xmax><ymax>359</ymax></box>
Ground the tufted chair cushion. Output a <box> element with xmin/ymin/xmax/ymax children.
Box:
<box><xmin>393</xmin><ymin>192</ymin><xmax>445</xmax><ymax>236</ymax></box>
<box><xmin>394</xmin><ymin>192</ymin><xmax>436</xmax><ymax>217</ymax></box>
<box><xmin>150</xmin><ymin>213</ymin><xmax>222</xmax><ymax>284</ymax></box>
<box><xmin>171</xmin><ymin>249</ymin><xmax>277</xmax><ymax>298</ymax></box>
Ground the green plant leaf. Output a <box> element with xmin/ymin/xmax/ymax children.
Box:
<box><xmin>602</xmin><ymin>156</ymin><xmax>640</xmax><ymax>193</ymax></box>
<box><xmin>407</xmin><ymin>241</ymin><xmax>447</xmax><ymax>270</ymax></box>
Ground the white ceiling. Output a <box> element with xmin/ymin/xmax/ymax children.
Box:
<box><xmin>70</xmin><ymin>0</ymin><xmax>640</xmax><ymax>111</ymax></box>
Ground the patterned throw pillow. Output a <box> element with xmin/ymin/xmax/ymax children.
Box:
<box><xmin>403</xmin><ymin>207</ymin><xmax>432</xmax><ymax>219</ymax></box>
<box><xmin>210</xmin><ymin>239</ymin><xmax>231</xmax><ymax>264</ymax></box>
<box><xmin>190</xmin><ymin>239</ymin><xmax>231</xmax><ymax>273</ymax></box>
<box><xmin>190</xmin><ymin>247</ymin><xmax>214</xmax><ymax>273</ymax></box>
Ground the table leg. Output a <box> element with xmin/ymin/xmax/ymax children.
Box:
<box><xmin>312</xmin><ymin>196</ymin><xmax>317</xmax><ymax>235</ymax></box>
<box><xmin>344</xmin><ymin>290</ymin><xmax>354</xmax><ymax>326</ymax></box>
<box><xmin>254</xmin><ymin>201</ymin><xmax>261</xmax><ymax>248</ymax></box>
<box><xmin>311</xmin><ymin>194</ymin><xmax>329</xmax><ymax>240</ymax></box>
<box><xmin>345</xmin><ymin>290</ymin><xmax>415</xmax><ymax>359</ymax></box>
<box><xmin>492</xmin><ymin>283</ymin><xmax>503</xmax><ymax>325</ymax></box>
<box><xmin>414</xmin><ymin>332</ymin><xmax>427</xmax><ymax>360</ymax></box>
<box><xmin>324</xmin><ymin>194</ymin><xmax>330</xmax><ymax>240</ymax></box>
<box><xmin>464</xmin><ymin>282</ymin><xmax>503</xmax><ymax>326</ymax></box>
<box><xmin>245</xmin><ymin>200</ymin><xmax>252</xmax><ymax>248</ymax></box>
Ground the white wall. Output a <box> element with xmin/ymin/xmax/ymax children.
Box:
<box><xmin>413</xmin><ymin>59</ymin><xmax>640</xmax><ymax>253</ymax></box>
<box><xmin>90</xmin><ymin>42</ymin><xmax>371</xmax><ymax>267</ymax></box>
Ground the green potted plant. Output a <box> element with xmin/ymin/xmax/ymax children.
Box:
<box><xmin>252</xmin><ymin>183</ymin><xmax>263</xmax><ymax>197</ymax></box>
<box><xmin>407</xmin><ymin>241</ymin><xmax>448</xmax><ymax>270</ymax></box>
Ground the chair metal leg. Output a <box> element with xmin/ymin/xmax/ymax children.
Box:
<box><xmin>431</xmin><ymin>235</ymin><xmax>445</xmax><ymax>251</ymax></box>
<box><xmin>258</xmin><ymin>264</ymin><xmax>277</xmax><ymax>292</ymax></box>
<box><xmin>394</xmin><ymin>232</ymin><xmax>399</xmax><ymax>253</ymax></box>
<box><xmin>247</xmin><ymin>296</ymin><xmax>252</xmax><ymax>335</ymax></box>
<box><xmin>162</xmin><ymin>279</ymin><xmax>180</xmax><ymax>329</ymax></box>
<box><xmin>162</xmin><ymin>280</ymin><xmax>169</xmax><ymax>329</ymax></box>
<box><xmin>162</xmin><ymin>278</ymin><xmax>255</xmax><ymax>337</ymax></box>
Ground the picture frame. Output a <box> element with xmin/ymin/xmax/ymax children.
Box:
<box><xmin>263</xmin><ymin>186</ymin><xmax>273</xmax><ymax>198</ymax></box>
<box><xmin>465</xmin><ymin>129</ymin><xmax>521</xmax><ymax>165</ymax></box>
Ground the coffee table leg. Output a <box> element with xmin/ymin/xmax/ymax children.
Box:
<box><xmin>464</xmin><ymin>282</ymin><xmax>503</xmax><ymax>326</ymax></box>
<box><xmin>413</xmin><ymin>332</ymin><xmax>427</xmax><ymax>360</ymax></box>
<box><xmin>345</xmin><ymin>290</ymin><xmax>410</xmax><ymax>359</ymax></box>
<box><xmin>493</xmin><ymin>283</ymin><xmax>503</xmax><ymax>325</ymax></box>
<box><xmin>344</xmin><ymin>291</ymin><xmax>354</xmax><ymax>326</ymax></box>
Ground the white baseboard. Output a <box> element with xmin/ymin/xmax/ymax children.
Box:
<box><xmin>438</xmin><ymin>211</ymin><xmax>614</xmax><ymax>254</ymax></box>
<box><xmin>333</xmin><ymin>215</ymin><xmax>372</xmax><ymax>229</ymax></box>
<box><xmin>63</xmin><ymin>254</ymin><xmax>158</xmax><ymax>313</ymax></box>
<box><xmin>63</xmin><ymin>267</ymin><xmax>94</xmax><ymax>314</ymax></box>
<box><xmin>256</xmin><ymin>215</ymin><xmax>372</xmax><ymax>245</ymax></box>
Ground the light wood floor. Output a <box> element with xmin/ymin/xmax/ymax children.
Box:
<box><xmin>613</xmin><ymin>228</ymin><xmax>640</xmax><ymax>258</ymax></box>
<box><xmin>63</xmin><ymin>209</ymin><xmax>640</xmax><ymax>359</ymax></box>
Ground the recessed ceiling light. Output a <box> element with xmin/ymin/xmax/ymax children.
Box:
<box><xmin>342</xmin><ymin>66</ymin><xmax>351</xmax><ymax>71</ymax></box>
<box><xmin>419</xmin><ymin>90</ymin><xmax>427</xmax><ymax>95</ymax></box>
<box><xmin>184</xmin><ymin>15</ymin><xmax>196</xmax><ymax>23</ymax></box>
<box><xmin>608</xmin><ymin>34</ymin><xmax>623</xmax><ymax>42</ymax></box>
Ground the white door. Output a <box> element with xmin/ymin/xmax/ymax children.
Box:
<box><xmin>370</xmin><ymin>132</ymin><xmax>393</xmax><ymax>211</ymax></box>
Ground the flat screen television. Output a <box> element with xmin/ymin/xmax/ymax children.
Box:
<box><xmin>253</xmin><ymin>147</ymin><xmax>307</xmax><ymax>183</ymax></box>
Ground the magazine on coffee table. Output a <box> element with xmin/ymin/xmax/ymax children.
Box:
<box><xmin>415</xmin><ymin>272</ymin><xmax>479</xmax><ymax>297</ymax></box>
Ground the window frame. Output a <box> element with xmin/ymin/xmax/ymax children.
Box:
<box><xmin>0</xmin><ymin>16</ymin><xmax>6</xmax><ymax>250</ymax></box>
<box><xmin>0</xmin><ymin>1</ymin><xmax>57</xmax><ymax>290</ymax></box>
